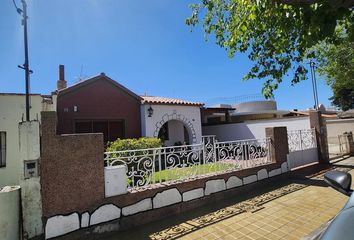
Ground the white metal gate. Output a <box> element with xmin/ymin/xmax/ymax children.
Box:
<box><xmin>287</xmin><ymin>129</ymin><xmax>318</xmax><ymax>169</ymax></box>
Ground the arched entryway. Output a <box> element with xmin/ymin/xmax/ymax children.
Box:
<box><xmin>158</xmin><ymin>120</ymin><xmax>191</xmax><ymax>146</ymax></box>
<box><xmin>153</xmin><ymin>113</ymin><xmax>197</xmax><ymax>146</ymax></box>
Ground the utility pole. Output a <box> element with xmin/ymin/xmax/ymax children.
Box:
<box><xmin>15</xmin><ymin>0</ymin><xmax>32</xmax><ymax>121</ymax></box>
<box><xmin>309</xmin><ymin>60</ymin><xmax>319</xmax><ymax>110</ymax></box>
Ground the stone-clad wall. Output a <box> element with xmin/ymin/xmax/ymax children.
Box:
<box><xmin>44</xmin><ymin>162</ymin><xmax>289</xmax><ymax>239</ymax></box>
<box><xmin>40</xmin><ymin>112</ymin><xmax>290</xmax><ymax>239</ymax></box>
<box><xmin>40</xmin><ymin>112</ymin><xmax>105</xmax><ymax>217</ymax></box>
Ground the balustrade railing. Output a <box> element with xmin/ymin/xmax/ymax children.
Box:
<box><xmin>104</xmin><ymin>136</ymin><xmax>272</xmax><ymax>191</ymax></box>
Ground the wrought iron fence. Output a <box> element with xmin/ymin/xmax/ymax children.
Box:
<box><xmin>287</xmin><ymin>128</ymin><xmax>317</xmax><ymax>152</ymax></box>
<box><xmin>215</xmin><ymin>138</ymin><xmax>272</xmax><ymax>169</ymax></box>
<box><xmin>104</xmin><ymin>136</ymin><xmax>272</xmax><ymax>191</ymax></box>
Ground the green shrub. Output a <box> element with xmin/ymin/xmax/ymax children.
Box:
<box><xmin>106</xmin><ymin>137</ymin><xmax>162</xmax><ymax>152</ymax></box>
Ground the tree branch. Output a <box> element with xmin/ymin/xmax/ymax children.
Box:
<box><xmin>276</xmin><ymin>0</ymin><xmax>354</xmax><ymax>8</ymax></box>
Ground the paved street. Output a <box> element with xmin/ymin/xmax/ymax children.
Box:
<box><xmin>104</xmin><ymin>157</ymin><xmax>354</xmax><ymax>240</ymax></box>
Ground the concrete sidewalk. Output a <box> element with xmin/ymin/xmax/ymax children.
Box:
<box><xmin>104</xmin><ymin>157</ymin><xmax>354</xmax><ymax>240</ymax></box>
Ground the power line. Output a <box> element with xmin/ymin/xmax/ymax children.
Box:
<box><xmin>12</xmin><ymin>0</ymin><xmax>22</xmax><ymax>14</ymax></box>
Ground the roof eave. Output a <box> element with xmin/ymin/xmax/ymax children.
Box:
<box><xmin>142</xmin><ymin>101</ymin><xmax>204</xmax><ymax>107</ymax></box>
<box><xmin>58</xmin><ymin>74</ymin><xmax>142</xmax><ymax>101</ymax></box>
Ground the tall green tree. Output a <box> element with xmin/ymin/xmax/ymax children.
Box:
<box><xmin>186</xmin><ymin>0</ymin><xmax>354</xmax><ymax>98</ymax></box>
<box><xmin>315</xmin><ymin>39</ymin><xmax>354</xmax><ymax>110</ymax></box>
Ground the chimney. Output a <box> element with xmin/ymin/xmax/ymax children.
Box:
<box><xmin>57</xmin><ymin>64</ymin><xmax>67</xmax><ymax>90</ymax></box>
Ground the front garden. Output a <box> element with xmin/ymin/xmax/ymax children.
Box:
<box><xmin>105</xmin><ymin>137</ymin><xmax>271</xmax><ymax>190</ymax></box>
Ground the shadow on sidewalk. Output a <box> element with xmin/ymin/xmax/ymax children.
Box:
<box><xmin>103</xmin><ymin>178</ymin><xmax>297</xmax><ymax>240</ymax></box>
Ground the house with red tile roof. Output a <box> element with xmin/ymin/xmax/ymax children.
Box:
<box><xmin>140</xmin><ymin>96</ymin><xmax>203</xmax><ymax>146</ymax></box>
<box><xmin>56</xmin><ymin>65</ymin><xmax>204</xmax><ymax>146</ymax></box>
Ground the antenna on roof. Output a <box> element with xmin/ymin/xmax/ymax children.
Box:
<box><xmin>75</xmin><ymin>65</ymin><xmax>87</xmax><ymax>83</ymax></box>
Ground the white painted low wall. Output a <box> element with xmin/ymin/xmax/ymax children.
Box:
<box><xmin>203</xmin><ymin>117</ymin><xmax>311</xmax><ymax>141</ymax></box>
<box><xmin>287</xmin><ymin>148</ymin><xmax>318</xmax><ymax>169</ymax></box>
<box><xmin>104</xmin><ymin>166</ymin><xmax>127</xmax><ymax>197</ymax></box>
<box><xmin>20</xmin><ymin>178</ymin><xmax>43</xmax><ymax>239</ymax></box>
<box><xmin>0</xmin><ymin>186</ymin><xmax>20</xmax><ymax>240</ymax></box>
<box><xmin>44</xmin><ymin>161</ymin><xmax>290</xmax><ymax>239</ymax></box>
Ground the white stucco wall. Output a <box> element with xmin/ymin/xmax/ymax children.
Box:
<box><xmin>141</xmin><ymin>104</ymin><xmax>202</xmax><ymax>144</ymax></box>
<box><xmin>203</xmin><ymin>116</ymin><xmax>311</xmax><ymax>141</ymax></box>
<box><xmin>0</xmin><ymin>186</ymin><xmax>20</xmax><ymax>240</ymax></box>
<box><xmin>233</xmin><ymin>100</ymin><xmax>277</xmax><ymax>113</ymax></box>
<box><xmin>287</xmin><ymin>148</ymin><xmax>318</xmax><ymax>169</ymax></box>
<box><xmin>0</xmin><ymin>94</ymin><xmax>55</xmax><ymax>187</ymax></box>
<box><xmin>18</xmin><ymin>121</ymin><xmax>43</xmax><ymax>238</ymax></box>
<box><xmin>326</xmin><ymin>119</ymin><xmax>354</xmax><ymax>138</ymax></box>
<box><xmin>20</xmin><ymin>178</ymin><xmax>43</xmax><ymax>238</ymax></box>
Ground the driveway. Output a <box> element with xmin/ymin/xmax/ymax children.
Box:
<box><xmin>103</xmin><ymin>157</ymin><xmax>354</xmax><ymax>240</ymax></box>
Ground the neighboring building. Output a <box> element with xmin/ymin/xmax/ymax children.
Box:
<box><xmin>338</xmin><ymin>109</ymin><xmax>354</xmax><ymax>119</ymax></box>
<box><xmin>56</xmin><ymin>67</ymin><xmax>142</xmax><ymax>142</ymax></box>
<box><xmin>201</xmin><ymin>98</ymin><xmax>316</xmax><ymax>141</ymax></box>
<box><xmin>201</xmin><ymin>97</ymin><xmax>342</xmax><ymax>142</ymax></box>
<box><xmin>0</xmin><ymin>93</ymin><xmax>56</xmax><ymax>187</ymax></box>
<box><xmin>140</xmin><ymin>96</ymin><xmax>203</xmax><ymax>146</ymax></box>
<box><xmin>202</xmin><ymin>99</ymin><xmax>290</xmax><ymax>125</ymax></box>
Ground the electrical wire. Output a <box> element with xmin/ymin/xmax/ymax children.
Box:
<box><xmin>12</xmin><ymin>0</ymin><xmax>22</xmax><ymax>14</ymax></box>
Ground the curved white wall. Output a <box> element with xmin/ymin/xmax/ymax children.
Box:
<box><xmin>0</xmin><ymin>186</ymin><xmax>20</xmax><ymax>240</ymax></box>
<box><xmin>233</xmin><ymin>100</ymin><xmax>277</xmax><ymax>113</ymax></box>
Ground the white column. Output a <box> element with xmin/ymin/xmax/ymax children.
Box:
<box><xmin>0</xmin><ymin>186</ymin><xmax>20</xmax><ymax>240</ymax></box>
<box><xmin>19</xmin><ymin>121</ymin><xmax>43</xmax><ymax>239</ymax></box>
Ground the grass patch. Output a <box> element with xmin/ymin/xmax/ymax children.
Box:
<box><xmin>151</xmin><ymin>162</ymin><xmax>239</xmax><ymax>183</ymax></box>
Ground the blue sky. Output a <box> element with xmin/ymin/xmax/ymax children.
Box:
<box><xmin>0</xmin><ymin>0</ymin><xmax>333</xmax><ymax>110</ymax></box>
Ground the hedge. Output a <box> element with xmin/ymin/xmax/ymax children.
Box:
<box><xmin>106</xmin><ymin>137</ymin><xmax>162</xmax><ymax>152</ymax></box>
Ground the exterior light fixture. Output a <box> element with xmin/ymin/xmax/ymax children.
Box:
<box><xmin>148</xmin><ymin>106</ymin><xmax>154</xmax><ymax>117</ymax></box>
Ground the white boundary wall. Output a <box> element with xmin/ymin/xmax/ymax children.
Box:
<box><xmin>326</xmin><ymin>118</ymin><xmax>354</xmax><ymax>139</ymax></box>
<box><xmin>0</xmin><ymin>186</ymin><xmax>20</xmax><ymax>240</ymax></box>
<box><xmin>287</xmin><ymin>148</ymin><xmax>318</xmax><ymax>169</ymax></box>
<box><xmin>19</xmin><ymin>121</ymin><xmax>43</xmax><ymax>238</ymax></box>
<box><xmin>202</xmin><ymin>117</ymin><xmax>311</xmax><ymax>141</ymax></box>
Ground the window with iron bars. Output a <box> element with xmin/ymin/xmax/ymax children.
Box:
<box><xmin>0</xmin><ymin>132</ymin><xmax>6</xmax><ymax>168</ymax></box>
